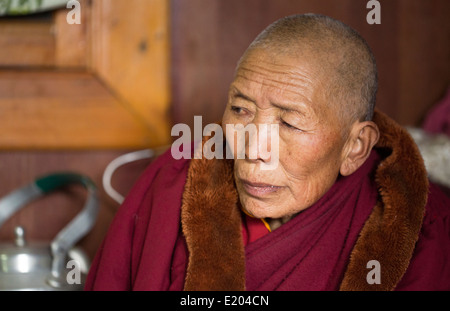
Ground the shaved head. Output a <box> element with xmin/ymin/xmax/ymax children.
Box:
<box><xmin>238</xmin><ymin>14</ymin><xmax>378</xmax><ymax>123</ymax></box>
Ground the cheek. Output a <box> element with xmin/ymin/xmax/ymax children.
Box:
<box><xmin>236</xmin><ymin>130</ymin><xmax>346</xmax><ymax>219</ymax></box>
<box><xmin>222</xmin><ymin>123</ymin><xmax>239</xmax><ymax>159</ymax></box>
<box><xmin>280</xmin><ymin>132</ymin><xmax>343</xmax><ymax>181</ymax></box>
<box><xmin>281</xmin><ymin>135</ymin><xmax>321</xmax><ymax>172</ymax></box>
<box><xmin>222</xmin><ymin>110</ymin><xmax>233</xmax><ymax>130</ymax></box>
<box><xmin>222</xmin><ymin>113</ymin><xmax>235</xmax><ymax>150</ymax></box>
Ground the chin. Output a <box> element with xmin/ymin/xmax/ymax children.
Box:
<box><xmin>241</xmin><ymin>198</ymin><xmax>284</xmax><ymax>219</ymax></box>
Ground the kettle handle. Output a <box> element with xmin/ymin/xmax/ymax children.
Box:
<box><xmin>0</xmin><ymin>173</ymin><xmax>99</xmax><ymax>286</ymax></box>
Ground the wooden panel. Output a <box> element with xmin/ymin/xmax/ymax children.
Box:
<box><xmin>398</xmin><ymin>0</ymin><xmax>450</xmax><ymax>126</ymax></box>
<box><xmin>90</xmin><ymin>0</ymin><xmax>171</xmax><ymax>143</ymax></box>
<box><xmin>0</xmin><ymin>0</ymin><xmax>171</xmax><ymax>149</ymax></box>
<box><xmin>0</xmin><ymin>8</ymin><xmax>89</xmax><ymax>69</ymax></box>
<box><xmin>0</xmin><ymin>18</ymin><xmax>55</xmax><ymax>67</ymax></box>
<box><xmin>53</xmin><ymin>0</ymin><xmax>90</xmax><ymax>68</ymax></box>
<box><xmin>0</xmin><ymin>1</ymin><xmax>93</xmax><ymax>69</ymax></box>
<box><xmin>0</xmin><ymin>70</ymin><xmax>166</xmax><ymax>149</ymax></box>
<box><xmin>171</xmin><ymin>0</ymin><xmax>222</xmax><ymax>129</ymax></box>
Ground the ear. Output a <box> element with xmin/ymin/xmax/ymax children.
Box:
<box><xmin>340</xmin><ymin>121</ymin><xmax>380</xmax><ymax>176</ymax></box>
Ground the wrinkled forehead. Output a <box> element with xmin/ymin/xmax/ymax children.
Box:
<box><xmin>232</xmin><ymin>48</ymin><xmax>332</xmax><ymax>113</ymax></box>
<box><xmin>236</xmin><ymin>47</ymin><xmax>333</xmax><ymax>90</ymax></box>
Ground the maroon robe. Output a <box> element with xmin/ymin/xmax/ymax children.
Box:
<box><xmin>85</xmin><ymin>111</ymin><xmax>450</xmax><ymax>291</ymax></box>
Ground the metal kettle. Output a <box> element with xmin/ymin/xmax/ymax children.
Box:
<box><xmin>0</xmin><ymin>173</ymin><xmax>99</xmax><ymax>291</ymax></box>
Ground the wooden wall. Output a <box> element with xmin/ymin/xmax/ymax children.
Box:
<box><xmin>170</xmin><ymin>0</ymin><xmax>450</xmax><ymax>129</ymax></box>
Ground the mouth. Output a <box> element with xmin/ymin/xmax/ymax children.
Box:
<box><xmin>239</xmin><ymin>178</ymin><xmax>282</xmax><ymax>198</ymax></box>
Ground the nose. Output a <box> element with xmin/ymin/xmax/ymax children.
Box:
<box><xmin>225</xmin><ymin>113</ymin><xmax>279</xmax><ymax>169</ymax></box>
<box><xmin>246</xmin><ymin>123</ymin><xmax>273</xmax><ymax>163</ymax></box>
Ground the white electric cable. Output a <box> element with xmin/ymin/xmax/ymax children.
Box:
<box><xmin>102</xmin><ymin>149</ymin><xmax>155</xmax><ymax>205</ymax></box>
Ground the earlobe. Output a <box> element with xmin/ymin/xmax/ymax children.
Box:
<box><xmin>340</xmin><ymin>121</ymin><xmax>380</xmax><ymax>176</ymax></box>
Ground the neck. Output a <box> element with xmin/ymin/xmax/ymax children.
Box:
<box><xmin>266</xmin><ymin>215</ymin><xmax>295</xmax><ymax>231</ymax></box>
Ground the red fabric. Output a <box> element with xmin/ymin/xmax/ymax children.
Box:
<box><xmin>244</xmin><ymin>151</ymin><xmax>380</xmax><ymax>290</ymax></box>
<box><xmin>85</xmin><ymin>149</ymin><xmax>450</xmax><ymax>291</ymax></box>
<box><xmin>85</xmin><ymin>149</ymin><xmax>191</xmax><ymax>291</ymax></box>
<box><xmin>395</xmin><ymin>183</ymin><xmax>450</xmax><ymax>290</ymax></box>
<box><xmin>241</xmin><ymin>215</ymin><xmax>270</xmax><ymax>245</ymax></box>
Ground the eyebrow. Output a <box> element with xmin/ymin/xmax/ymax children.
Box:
<box><xmin>232</xmin><ymin>88</ymin><xmax>255</xmax><ymax>103</ymax></box>
<box><xmin>231</xmin><ymin>85</ymin><xmax>309</xmax><ymax>116</ymax></box>
<box><xmin>271</xmin><ymin>102</ymin><xmax>307</xmax><ymax>116</ymax></box>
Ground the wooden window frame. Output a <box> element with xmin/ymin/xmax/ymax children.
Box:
<box><xmin>0</xmin><ymin>0</ymin><xmax>171</xmax><ymax>150</ymax></box>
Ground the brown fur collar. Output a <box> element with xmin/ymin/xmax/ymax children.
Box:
<box><xmin>181</xmin><ymin>145</ymin><xmax>244</xmax><ymax>290</ymax></box>
<box><xmin>181</xmin><ymin>110</ymin><xmax>428</xmax><ymax>291</ymax></box>
<box><xmin>339</xmin><ymin>110</ymin><xmax>428</xmax><ymax>290</ymax></box>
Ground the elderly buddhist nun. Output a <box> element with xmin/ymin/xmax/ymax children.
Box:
<box><xmin>85</xmin><ymin>14</ymin><xmax>450</xmax><ymax>291</ymax></box>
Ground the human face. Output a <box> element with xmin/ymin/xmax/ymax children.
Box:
<box><xmin>222</xmin><ymin>49</ymin><xmax>350</xmax><ymax>220</ymax></box>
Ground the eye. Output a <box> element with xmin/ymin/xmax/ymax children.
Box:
<box><xmin>231</xmin><ymin>106</ymin><xmax>246</xmax><ymax>115</ymax></box>
<box><xmin>281</xmin><ymin>119</ymin><xmax>302</xmax><ymax>132</ymax></box>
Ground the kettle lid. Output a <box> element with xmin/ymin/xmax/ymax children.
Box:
<box><xmin>0</xmin><ymin>226</ymin><xmax>84</xmax><ymax>291</ymax></box>
<box><xmin>0</xmin><ymin>226</ymin><xmax>52</xmax><ymax>275</ymax></box>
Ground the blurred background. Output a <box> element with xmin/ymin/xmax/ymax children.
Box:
<box><xmin>0</xmin><ymin>0</ymin><xmax>448</xmax><ymax>267</ymax></box>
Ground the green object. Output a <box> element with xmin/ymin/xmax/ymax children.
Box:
<box><xmin>0</xmin><ymin>0</ymin><xmax>67</xmax><ymax>16</ymax></box>
<box><xmin>35</xmin><ymin>173</ymin><xmax>97</xmax><ymax>194</ymax></box>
